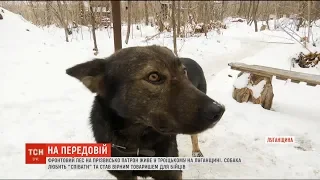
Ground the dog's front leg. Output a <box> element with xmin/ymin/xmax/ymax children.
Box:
<box><xmin>178</xmin><ymin>172</ymin><xmax>182</xmax><ymax>180</ymax></box>
<box><xmin>191</xmin><ymin>134</ymin><xmax>203</xmax><ymax>157</ymax></box>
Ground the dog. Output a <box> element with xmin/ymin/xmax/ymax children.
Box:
<box><xmin>66</xmin><ymin>45</ymin><xmax>225</xmax><ymax>180</ymax></box>
<box><xmin>180</xmin><ymin>58</ymin><xmax>207</xmax><ymax>157</ymax></box>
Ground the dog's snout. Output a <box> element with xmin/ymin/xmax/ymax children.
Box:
<box><xmin>201</xmin><ymin>102</ymin><xmax>225</xmax><ymax>123</ymax></box>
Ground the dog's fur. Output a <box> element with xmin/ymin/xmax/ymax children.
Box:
<box><xmin>66</xmin><ymin>45</ymin><xmax>225</xmax><ymax>180</ymax></box>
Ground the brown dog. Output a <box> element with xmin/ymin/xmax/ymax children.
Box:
<box><xmin>179</xmin><ymin>57</ymin><xmax>208</xmax><ymax>157</ymax></box>
<box><xmin>66</xmin><ymin>45</ymin><xmax>225</xmax><ymax>180</ymax></box>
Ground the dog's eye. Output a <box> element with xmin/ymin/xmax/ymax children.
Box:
<box><xmin>148</xmin><ymin>72</ymin><xmax>161</xmax><ymax>83</ymax></box>
<box><xmin>183</xmin><ymin>68</ymin><xmax>188</xmax><ymax>76</ymax></box>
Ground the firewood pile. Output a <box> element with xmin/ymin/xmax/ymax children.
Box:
<box><xmin>194</xmin><ymin>23</ymin><xmax>206</xmax><ymax>33</ymax></box>
<box><xmin>292</xmin><ymin>51</ymin><xmax>320</xmax><ymax>68</ymax></box>
<box><xmin>232</xmin><ymin>72</ymin><xmax>274</xmax><ymax>110</ymax></box>
<box><xmin>194</xmin><ymin>21</ymin><xmax>227</xmax><ymax>33</ymax></box>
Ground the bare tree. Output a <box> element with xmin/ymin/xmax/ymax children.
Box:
<box><xmin>252</xmin><ymin>1</ymin><xmax>260</xmax><ymax>32</ymax></box>
<box><xmin>28</xmin><ymin>1</ymin><xmax>39</xmax><ymax>25</ymax></box>
<box><xmin>220</xmin><ymin>1</ymin><xmax>226</xmax><ymax>21</ymax></box>
<box><xmin>45</xmin><ymin>2</ymin><xmax>52</xmax><ymax>26</ymax></box>
<box><xmin>159</xmin><ymin>2</ymin><xmax>168</xmax><ymax>32</ymax></box>
<box><xmin>204</xmin><ymin>2</ymin><xmax>208</xmax><ymax>37</ymax></box>
<box><xmin>246</xmin><ymin>1</ymin><xmax>253</xmax><ymax>21</ymax></box>
<box><xmin>111</xmin><ymin>1</ymin><xmax>122</xmax><ymax>51</ymax></box>
<box><xmin>125</xmin><ymin>1</ymin><xmax>132</xmax><ymax>44</ymax></box>
<box><xmin>48</xmin><ymin>1</ymin><xmax>69</xmax><ymax>42</ymax></box>
<box><xmin>263</xmin><ymin>1</ymin><xmax>270</xmax><ymax>30</ymax></box>
<box><xmin>246</xmin><ymin>0</ymin><xmax>260</xmax><ymax>32</ymax></box>
<box><xmin>172</xmin><ymin>1</ymin><xmax>178</xmax><ymax>56</ymax></box>
<box><xmin>274</xmin><ymin>3</ymin><xmax>278</xmax><ymax>30</ymax></box>
<box><xmin>177</xmin><ymin>0</ymin><xmax>181</xmax><ymax>37</ymax></box>
<box><xmin>144</xmin><ymin>1</ymin><xmax>148</xmax><ymax>25</ymax></box>
<box><xmin>238</xmin><ymin>1</ymin><xmax>243</xmax><ymax>16</ymax></box>
<box><xmin>89</xmin><ymin>1</ymin><xmax>98</xmax><ymax>55</ymax></box>
<box><xmin>307</xmin><ymin>0</ymin><xmax>311</xmax><ymax>44</ymax></box>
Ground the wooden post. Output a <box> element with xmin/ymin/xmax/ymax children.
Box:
<box><xmin>111</xmin><ymin>1</ymin><xmax>122</xmax><ymax>51</ymax></box>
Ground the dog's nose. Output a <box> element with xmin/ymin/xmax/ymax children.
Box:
<box><xmin>201</xmin><ymin>102</ymin><xmax>225</xmax><ymax>123</ymax></box>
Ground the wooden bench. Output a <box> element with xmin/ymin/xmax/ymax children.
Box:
<box><xmin>228</xmin><ymin>62</ymin><xmax>320</xmax><ymax>110</ymax></box>
<box><xmin>228</xmin><ymin>62</ymin><xmax>320</xmax><ymax>86</ymax></box>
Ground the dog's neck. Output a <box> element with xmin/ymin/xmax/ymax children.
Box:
<box><xmin>93</xmin><ymin>96</ymin><xmax>174</xmax><ymax>156</ymax></box>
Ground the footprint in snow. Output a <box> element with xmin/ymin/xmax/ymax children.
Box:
<box><xmin>294</xmin><ymin>137</ymin><xmax>313</xmax><ymax>151</ymax></box>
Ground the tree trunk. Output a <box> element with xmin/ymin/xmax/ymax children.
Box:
<box><xmin>204</xmin><ymin>2</ymin><xmax>208</xmax><ymax>37</ymax></box>
<box><xmin>63</xmin><ymin>27</ymin><xmax>69</xmax><ymax>42</ymax></box>
<box><xmin>246</xmin><ymin>1</ymin><xmax>253</xmax><ymax>22</ymax></box>
<box><xmin>45</xmin><ymin>2</ymin><xmax>52</xmax><ymax>26</ymax></box>
<box><xmin>89</xmin><ymin>4</ymin><xmax>98</xmax><ymax>54</ymax></box>
<box><xmin>125</xmin><ymin>1</ymin><xmax>131</xmax><ymax>44</ymax></box>
<box><xmin>56</xmin><ymin>1</ymin><xmax>69</xmax><ymax>42</ymax></box>
<box><xmin>307</xmin><ymin>0</ymin><xmax>311</xmax><ymax>43</ymax></box>
<box><xmin>28</xmin><ymin>1</ymin><xmax>39</xmax><ymax>25</ymax></box>
<box><xmin>177</xmin><ymin>0</ymin><xmax>181</xmax><ymax>37</ymax></box>
<box><xmin>63</xmin><ymin>1</ymin><xmax>70</xmax><ymax>31</ymax></box>
<box><xmin>264</xmin><ymin>1</ymin><xmax>270</xmax><ymax>30</ymax></box>
<box><xmin>252</xmin><ymin>1</ymin><xmax>259</xmax><ymax>32</ymax></box>
<box><xmin>159</xmin><ymin>4</ymin><xmax>166</xmax><ymax>32</ymax></box>
<box><xmin>238</xmin><ymin>1</ymin><xmax>243</xmax><ymax>16</ymax></box>
<box><xmin>79</xmin><ymin>1</ymin><xmax>85</xmax><ymax>25</ymax></box>
<box><xmin>266</xmin><ymin>20</ymin><xmax>270</xmax><ymax>29</ymax></box>
<box><xmin>144</xmin><ymin>1</ymin><xmax>149</xmax><ymax>25</ymax></box>
<box><xmin>111</xmin><ymin>1</ymin><xmax>122</xmax><ymax>51</ymax></box>
<box><xmin>274</xmin><ymin>4</ymin><xmax>277</xmax><ymax>30</ymax></box>
<box><xmin>172</xmin><ymin>1</ymin><xmax>178</xmax><ymax>56</ymax></box>
<box><xmin>220</xmin><ymin>1</ymin><xmax>226</xmax><ymax>21</ymax></box>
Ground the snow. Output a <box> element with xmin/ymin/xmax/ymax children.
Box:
<box><xmin>1</xmin><ymin>7</ymin><xmax>320</xmax><ymax>179</ymax></box>
<box><xmin>234</xmin><ymin>72</ymin><xmax>267</xmax><ymax>99</ymax></box>
<box><xmin>233</xmin><ymin>72</ymin><xmax>250</xmax><ymax>89</ymax></box>
<box><xmin>249</xmin><ymin>80</ymin><xmax>267</xmax><ymax>98</ymax></box>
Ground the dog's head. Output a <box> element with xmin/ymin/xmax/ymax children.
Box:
<box><xmin>66</xmin><ymin>45</ymin><xmax>225</xmax><ymax>135</ymax></box>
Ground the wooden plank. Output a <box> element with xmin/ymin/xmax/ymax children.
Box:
<box><xmin>291</xmin><ymin>79</ymin><xmax>300</xmax><ymax>83</ymax></box>
<box><xmin>276</xmin><ymin>76</ymin><xmax>288</xmax><ymax>80</ymax></box>
<box><xmin>228</xmin><ymin>62</ymin><xmax>320</xmax><ymax>86</ymax></box>
<box><xmin>306</xmin><ymin>83</ymin><xmax>317</xmax><ymax>86</ymax></box>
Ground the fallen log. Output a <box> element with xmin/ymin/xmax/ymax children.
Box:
<box><xmin>143</xmin><ymin>32</ymin><xmax>162</xmax><ymax>42</ymax></box>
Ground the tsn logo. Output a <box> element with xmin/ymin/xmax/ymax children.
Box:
<box><xmin>28</xmin><ymin>149</ymin><xmax>44</xmax><ymax>156</ymax></box>
<box><xmin>25</xmin><ymin>144</ymin><xmax>46</xmax><ymax>164</ymax></box>
<box><xmin>28</xmin><ymin>149</ymin><xmax>44</xmax><ymax>162</ymax></box>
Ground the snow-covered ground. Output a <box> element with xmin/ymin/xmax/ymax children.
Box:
<box><xmin>1</xmin><ymin>8</ymin><xmax>320</xmax><ymax>179</ymax></box>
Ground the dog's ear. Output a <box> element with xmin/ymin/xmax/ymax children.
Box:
<box><xmin>66</xmin><ymin>59</ymin><xmax>106</xmax><ymax>96</ymax></box>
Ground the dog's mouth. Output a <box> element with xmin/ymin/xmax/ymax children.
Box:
<box><xmin>153</xmin><ymin>121</ymin><xmax>220</xmax><ymax>135</ymax></box>
<box><xmin>208</xmin><ymin>121</ymin><xmax>218</xmax><ymax>128</ymax></box>
<box><xmin>147</xmin><ymin>112</ymin><xmax>178</xmax><ymax>135</ymax></box>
